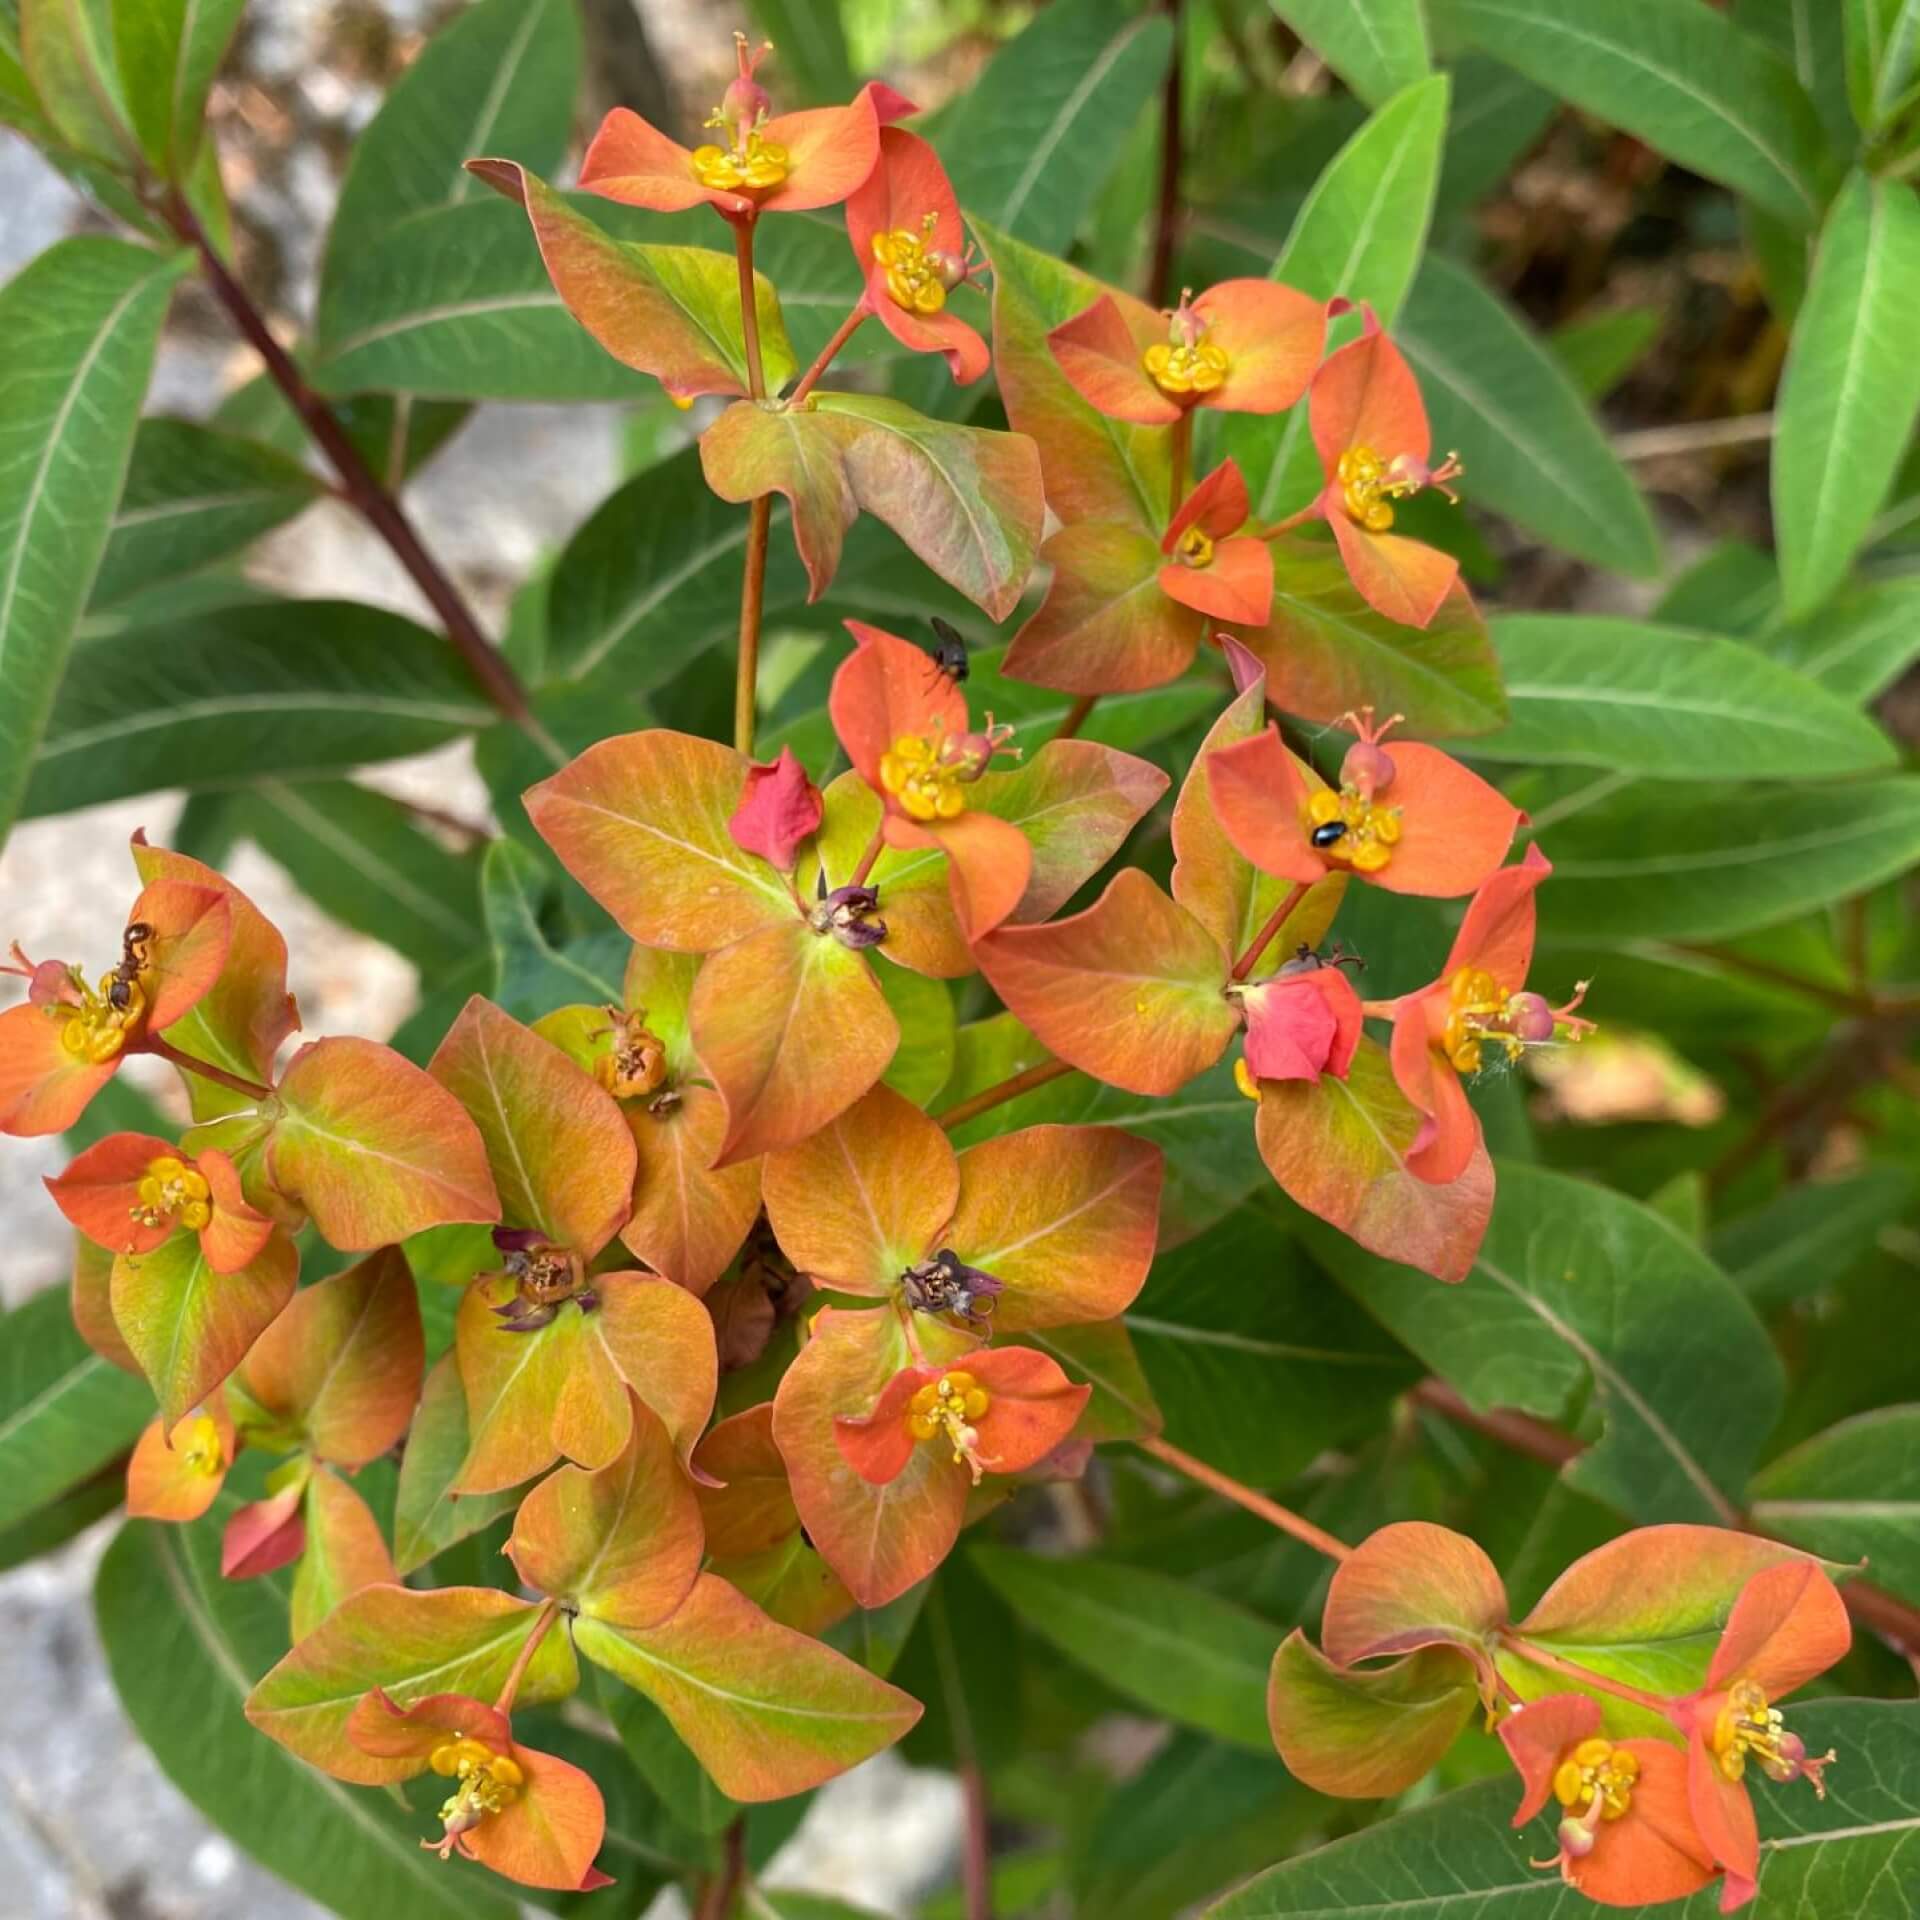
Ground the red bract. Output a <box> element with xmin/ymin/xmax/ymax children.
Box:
<box><xmin>1047</xmin><ymin>279</ymin><xmax>1323</xmax><ymax>424</ymax></box>
<box><xmin>729</xmin><ymin>745</ymin><xmax>824</xmax><ymax>871</ymax></box>
<box><xmin>1502</xmin><ymin>1695</ymin><xmax>1715</xmax><ymax>1907</ymax></box>
<box><xmin>48</xmin><ymin>1131</ymin><xmax>272</xmax><ymax>1272</ymax></box>
<box><xmin>579</xmin><ymin>32</ymin><xmax>885</xmax><ymax>223</ymax></box>
<box><xmin>1667</xmin><ymin>1561</ymin><xmax>1850</xmax><ymax>1910</ymax></box>
<box><xmin>845</xmin><ymin>126</ymin><xmax>988</xmax><ymax>384</ymax></box>
<box><xmin>1207</xmin><ymin>708</ymin><xmax>1521</xmax><ymax>898</ymax></box>
<box><xmin>1157</xmin><ymin>460</ymin><xmax>1273</xmax><ymax>626</ymax></box>
<box><xmin>348</xmin><ymin>1691</ymin><xmax>611</xmax><ymax>1892</ymax></box>
<box><xmin>1386</xmin><ymin>846</ymin><xmax>1593</xmax><ymax>1185</ymax></box>
<box><xmin>1308</xmin><ymin>303</ymin><xmax>1465</xmax><ymax>629</ymax></box>
<box><xmin>1</xmin><ymin>880</ymin><xmax>230</xmax><ymax>1135</ymax></box>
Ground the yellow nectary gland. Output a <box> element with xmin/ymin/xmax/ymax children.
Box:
<box><xmin>1143</xmin><ymin>336</ymin><xmax>1229</xmax><ymax>399</ymax></box>
<box><xmin>1305</xmin><ymin>785</ymin><xmax>1401</xmax><ymax>874</ymax></box>
<box><xmin>56</xmin><ymin>968</ymin><xmax>146</xmax><ymax>1065</ymax></box>
<box><xmin>1337</xmin><ymin>445</ymin><xmax>1404</xmax><ymax>531</ymax></box>
<box><xmin>691</xmin><ymin>120</ymin><xmax>789</xmax><ymax>193</ymax></box>
<box><xmin>873</xmin><ymin>215</ymin><xmax>948</xmax><ymax>315</ymax></box>
<box><xmin>1554</xmin><ymin>1736</ymin><xmax>1640</xmax><ymax>1822</ymax></box>
<box><xmin>178</xmin><ymin>1412</ymin><xmax>223</xmax><ymax>1476</ymax></box>
<box><xmin>428</xmin><ymin>1736</ymin><xmax>524</xmax><ymax>1847</ymax></box>
<box><xmin>1442</xmin><ymin>966</ymin><xmax>1514</xmax><ymax>1074</ymax></box>
<box><xmin>1713</xmin><ymin>1681</ymin><xmax>1793</xmax><ymax>1784</ymax></box>
<box><xmin>907</xmin><ymin>1370</ymin><xmax>991</xmax><ymax>1478</ymax></box>
<box><xmin>880</xmin><ymin>732</ymin><xmax>968</xmax><ymax>822</ymax></box>
<box><xmin>1174</xmin><ymin>525</ymin><xmax>1215</xmax><ymax>568</ymax></box>
<box><xmin>135</xmin><ymin>1155</ymin><xmax>211</xmax><ymax>1233</ymax></box>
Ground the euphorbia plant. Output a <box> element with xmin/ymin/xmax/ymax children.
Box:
<box><xmin>4</xmin><ymin>4</ymin><xmax>1918</xmax><ymax>1917</ymax></box>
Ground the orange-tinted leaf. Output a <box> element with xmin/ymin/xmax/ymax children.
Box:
<box><xmin>197</xmin><ymin>1148</ymin><xmax>275</xmax><ymax>1273</ymax></box>
<box><xmin>1322</xmin><ymin>1521</ymin><xmax>1507</xmax><ymax>1667</ymax></box>
<box><xmin>830</xmin><ymin>618</ymin><xmax>969</xmax><ymax>797</ymax></box>
<box><xmin>237</xmin><ymin>1247</ymin><xmax>424</xmax><ymax>1467</ymax></box>
<box><xmin>694</xmin><ymin>1404</ymin><xmax>801</xmax><ymax>1559</ymax></box>
<box><xmin>72</xmin><ymin>1232</ymin><xmax>138</xmax><ymax>1372</ymax></box>
<box><xmin>1685</xmin><ymin>1719</ymin><xmax>1759</xmax><ymax>1901</ymax></box>
<box><xmin>524</xmin><ymin>730</ymin><xmax>798</xmax><ymax>952</ymax></box>
<box><xmin>126</xmin><ymin>1404</ymin><xmax>233</xmax><ymax>1521</ymax></box>
<box><xmin>577</xmin><ymin>1273</ymin><xmax>718</xmax><ymax>1469</ymax></box>
<box><xmin>270</xmin><ymin>1037</ymin><xmax>499</xmax><ymax>1250</ymax></box>
<box><xmin>1205</xmin><ymin>726</ymin><xmax>1342</xmax><ymax>890</ymax></box>
<box><xmin>1584</xmin><ymin>1738</ymin><xmax>1720</xmax><ymax>1907</ymax></box>
<box><xmin>292</xmin><ymin>1468</ymin><xmax>397</xmax><ymax>1639</ymax></box>
<box><xmin>391</xmin><ymin>1353</ymin><xmax>522</xmax><ymax>1575</ymax></box>
<box><xmin>1267</xmin><ymin>1631</ymin><xmax>1478</xmax><ymax>1797</ymax></box>
<box><xmin>1003</xmin><ymin>522</ymin><xmax>1200</xmax><ymax>694</ymax></box>
<box><xmin>111</xmin><ymin>1227</ymin><xmax>298</xmax><ymax>1425</ymax></box>
<box><xmin>761</xmin><ymin>1082</ymin><xmax>958</xmax><ymax>1295</ymax></box>
<box><xmin>223</xmin><ymin>1479</ymin><xmax>308</xmax><ymax>1579</ymax></box>
<box><xmin>1309</xmin><ymin>312</ymin><xmax>1431</xmax><ymax>472</ymax></box>
<box><xmin>700</xmin><ymin>397</ymin><xmax>857</xmax><ymax>599</ymax></box>
<box><xmin>947</xmin><ymin>1125</ymin><xmax>1163</xmax><ymax>1333</ymax></box>
<box><xmin>1257</xmin><ymin>1035</ymin><xmax>1493</xmax><ymax>1283</ymax></box>
<box><xmin>1195</xmin><ymin>278</ymin><xmax>1324</xmax><ymax>414</ymax></box>
<box><xmin>468</xmin><ymin>160</ymin><xmax>791</xmax><ymax>400</ymax></box>
<box><xmin>508</xmin><ymin>1392</ymin><xmax>703</xmax><ymax>1629</ymax></box>
<box><xmin>771</xmin><ymin>1304</ymin><xmax>978</xmax><ymax>1607</ymax></box>
<box><xmin>974</xmin><ymin>868</ymin><xmax>1237</xmax><ymax>1096</ymax></box>
<box><xmin>454</xmin><ymin>1275</ymin><xmax>580</xmax><ymax>1494</ymax></box>
<box><xmin>805</xmin><ymin>773</ymin><xmax>969</xmax><ymax>978</ymax></box>
<box><xmin>1443</xmin><ymin>842</ymin><xmax>1551</xmax><ymax>987</ymax></box>
<box><xmin>126</xmin><ymin>878</ymin><xmax>232</xmax><ymax>1030</ymax></box>
<box><xmin>46</xmin><ymin>1129</ymin><xmax>180</xmax><ymax>1259</ymax></box>
<box><xmin>619</xmin><ymin>1085</ymin><xmax>762</xmax><ymax>1295</ymax></box>
<box><xmin>1367</xmin><ymin>743</ymin><xmax>1524</xmax><ymax>898</ymax></box>
<box><xmin>0</xmin><ymin>1001</ymin><xmax>120</xmax><ymax>1136</ymax></box>
<box><xmin>690</xmin><ymin>917</ymin><xmax>898</xmax><ymax>1166</ymax></box>
<box><xmin>1158</xmin><ymin>534</ymin><xmax>1273</xmax><ymax>627</ymax></box>
<box><xmin>718</xmin><ymin>1533</ymin><xmax>857</xmax><ymax>1637</ymax></box>
<box><xmin>1386</xmin><ymin>987</ymin><xmax>1481</xmax><ymax>1188</ymax></box>
<box><xmin>429</xmin><ymin>996</ymin><xmax>635</xmax><ymax>1256</ymax></box>
<box><xmin>574</xmin><ymin>1572</ymin><xmax>921</xmax><ymax>1800</ymax></box>
<box><xmin>1706</xmin><ymin>1560</ymin><xmax>1850</xmax><ymax>1698</ymax></box>
<box><xmin>1046</xmin><ymin>287</ymin><xmax>1177</xmax><ymax>425</ymax></box>
<box><xmin>245</xmin><ymin>1585</ymin><xmax>579</xmax><ymax>1785</ymax></box>
<box><xmin>1166</xmin><ymin>459</ymin><xmax>1251</xmax><ymax>546</ymax></box>
<box><xmin>1327</xmin><ymin>504</ymin><xmax>1462</xmax><ymax>631</ymax></box>
<box><xmin>884</xmin><ymin>807</ymin><xmax>1031</xmax><ymax>941</ymax></box>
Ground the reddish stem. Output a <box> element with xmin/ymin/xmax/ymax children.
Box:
<box><xmin>960</xmin><ymin>1761</ymin><xmax>995</xmax><ymax>1920</ymax></box>
<box><xmin>849</xmin><ymin>822</ymin><xmax>888</xmax><ymax>889</ymax></box>
<box><xmin>1169</xmin><ymin>409</ymin><xmax>1192</xmax><ymax>519</ymax></box>
<box><xmin>1053</xmin><ymin>693</ymin><xmax>1099</xmax><ymax>742</ymax></box>
<box><xmin>1499</xmin><ymin>1632</ymin><xmax>1674</xmax><ymax>1715</ymax></box>
<box><xmin>936</xmin><ymin>1056</ymin><xmax>1074</xmax><ymax>1132</ymax></box>
<box><xmin>1141</xmin><ymin>1433</ymin><xmax>1352</xmax><ymax>1562</ymax></box>
<box><xmin>492</xmin><ymin>1599</ymin><xmax>559</xmax><ymax>1715</ymax></box>
<box><xmin>145</xmin><ymin>1035</ymin><xmax>273</xmax><ymax>1103</ymax></box>
<box><xmin>1147</xmin><ymin>0</ymin><xmax>1184</xmax><ymax>308</ymax></box>
<box><xmin>735</xmin><ymin>496</ymin><xmax>772</xmax><ymax>756</ymax></box>
<box><xmin>733</xmin><ymin>217</ymin><xmax>767</xmax><ymax>402</ymax></box>
<box><xmin>695</xmin><ymin>1817</ymin><xmax>746</xmax><ymax>1920</ymax></box>
<box><xmin>1229</xmin><ymin>881</ymin><xmax>1309</xmax><ymax>983</ymax></box>
<box><xmin>787</xmin><ymin>299</ymin><xmax>870</xmax><ymax>405</ymax></box>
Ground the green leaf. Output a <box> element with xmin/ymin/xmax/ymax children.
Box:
<box><xmin>1270</xmin><ymin>0</ymin><xmax>1431</xmax><ymax>106</ymax></box>
<box><xmin>1846</xmin><ymin>0</ymin><xmax>1920</xmax><ymax>131</ymax></box>
<box><xmin>1123</xmin><ymin>1209</ymin><xmax>1417</xmax><ymax>1485</ymax></box>
<box><xmin>1435</xmin><ymin>54</ymin><xmax>1558</xmax><ymax>220</ymax></box>
<box><xmin>23</xmin><ymin>599</ymin><xmax>496</xmax><ymax>816</ymax></box>
<box><xmin>1711</xmin><ymin>1167</ymin><xmax>1914</xmax><ymax>1309</ymax></box>
<box><xmin>595</xmin><ymin>1665</ymin><xmax>741</xmax><ymax>1837</ymax></box>
<box><xmin>1550</xmin><ymin>305</ymin><xmax>1662</xmax><ymax>400</ymax></box>
<box><xmin>234</xmin><ymin>779</ymin><xmax>484</xmax><ymax>976</ymax></box>
<box><xmin>1532</xmin><ymin>776</ymin><xmax>1920</xmax><ymax>942</ymax></box>
<box><xmin>392</xmin><ymin>1354</ymin><xmax>521</xmax><ymax>1575</ymax></box>
<box><xmin>874</xmin><ymin>962</ymin><xmax>955</xmax><ymax>1108</ymax></box>
<box><xmin>1442</xmin><ymin>0</ymin><xmax>1831</xmax><ymax>227</ymax></box>
<box><xmin>1735</xmin><ymin>0</ymin><xmax>1853</xmax><ymax>145</ymax></box>
<box><xmin>1750</xmin><ymin>1407</ymin><xmax>1920</xmax><ymax>1605</ymax></box>
<box><xmin>1206</xmin><ymin>1699</ymin><xmax>1920</xmax><ymax>1918</ymax></box>
<box><xmin>19</xmin><ymin>0</ymin><xmax>134</xmax><ymax>163</ymax></box>
<box><xmin>0</xmin><ymin>236</ymin><xmax>185</xmax><ymax>847</ymax></box>
<box><xmin>969</xmin><ymin>1546</ymin><xmax>1277</xmax><ymax>1750</ymax></box>
<box><xmin>1775</xmin><ymin>171</ymin><xmax>1920</xmax><ymax>618</ymax></box>
<box><xmin>90</xmin><ymin>417</ymin><xmax>321</xmax><ymax>608</ymax></box>
<box><xmin>745</xmin><ymin>0</ymin><xmax>854</xmax><ymax>106</ymax></box>
<box><xmin>0</xmin><ymin>1284</ymin><xmax>150</xmax><ymax>1534</ymax></box>
<box><xmin>96</xmin><ymin>1514</ymin><xmax>523</xmax><ymax>1920</ymax></box>
<box><xmin>320</xmin><ymin>0</ymin><xmax>580</xmax><ymax>289</ymax></box>
<box><xmin>480</xmin><ymin>837</ymin><xmax>628</xmax><ymax>1023</ymax></box>
<box><xmin>1332</xmin><ymin>1162</ymin><xmax>1784</xmax><ymax>1527</ymax></box>
<box><xmin>0</xmin><ymin>1470</ymin><xmax>122</xmax><ymax>1573</ymax></box>
<box><xmin>1755</xmin><ymin>577</ymin><xmax>1920</xmax><ymax>702</ymax></box>
<box><xmin>942</xmin><ymin>0</ymin><xmax>1175</xmax><ymax>254</ymax></box>
<box><xmin>1228</xmin><ymin>76</ymin><xmax>1451</xmax><ymax>521</ymax></box>
<box><xmin>1396</xmin><ymin>253</ymin><xmax>1661</xmax><ymax>576</ymax></box>
<box><xmin>1466</xmin><ymin>613</ymin><xmax>1894</xmax><ymax>778</ymax></box>
<box><xmin>111</xmin><ymin>0</ymin><xmax>246</xmax><ymax>180</ymax></box>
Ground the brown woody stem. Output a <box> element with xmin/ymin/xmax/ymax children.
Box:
<box><xmin>961</xmin><ymin>1761</ymin><xmax>995</xmax><ymax>1920</ymax></box>
<box><xmin>1229</xmin><ymin>881</ymin><xmax>1309</xmax><ymax>982</ymax></box>
<box><xmin>1147</xmin><ymin>0</ymin><xmax>1184</xmax><ymax>308</ymax></box>
<box><xmin>157</xmin><ymin>192</ymin><xmax>553</xmax><ymax>756</ymax></box>
<box><xmin>936</xmin><ymin>1056</ymin><xmax>1074</xmax><ymax>1131</ymax></box>
<box><xmin>1141</xmin><ymin>1434</ymin><xmax>1352</xmax><ymax>1560</ymax></box>
<box><xmin>1053</xmin><ymin>693</ymin><xmax>1099</xmax><ymax>742</ymax></box>
<box><xmin>492</xmin><ymin>1599</ymin><xmax>559</xmax><ymax>1714</ymax></box>
<box><xmin>145</xmin><ymin>1035</ymin><xmax>273</xmax><ymax>1103</ymax></box>
<box><xmin>788</xmin><ymin>299</ymin><xmax>869</xmax><ymax>405</ymax></box>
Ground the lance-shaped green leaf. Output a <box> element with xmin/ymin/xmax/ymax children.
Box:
<box><xmin>1238</xmin><ymin>542</ymin><xmax>1506</xmax><ymax>738</ymax></box>
<box><xmin>0</xmin><ymin>237</ymin><xmax>186</xmax><ymax>846</ymax></box>
<box><xmin>91</xmin><ymin>417</ymin><xmax>322</xmax><ymax>608</ymax></box>
<box><xmin>464</xmin><ymin>161</ymin><xmax>795</xmax><ymax>401</ymax></box>
<box><xmin>508</xmin><ymin>1393</ymin><xmax>704</xmax><ymax>1629</ymax></box>
<box><xmin>977</xmin><ymin>219</ymin><xmax>1169</xmax><ymax>533</ymax></box>
<box><xmin>576</xmin><ymin>1574</ymin><xmax>923</xmax><ymax>1801</ymax></box>
<box><xmin>429</xmin><ymin>994</ymin><xmax>635</xmax><ymax>1254</ymax></box>
<box><xmin>1213</xmin><ymin>1699</ymin><xmax>1920</xmax><ymax>1917</ymax></box>
<box><xmin>245</xmin><ymin>1583</ymin><xmax>579</xmax><ymax>1783</ymax></box>
<box><xmin>1334</xmin><ymin>1164</ymin><xmax>1785</xmax><ymax>1527</ymax></box>
<box><xmin>233</xmin><ymin>1248</ymin><xmax>424</xmax><ymax>1468</ymax></box>
<box><xmin>1444</xmin><ymin>0</ymin><xmax>1830</xmax><ymax>227</ymax></box>
<box><xmin>268</xmin><ymin>1037</ymin><xmax>501</xmax><ymax>1250</ymax></box>
<box><xmin>700</xmin><ymin>394</ymin><xmax>1045</xmax><ymax>621</ymax></box>
<box><xmin>19</xmin><ymin>0</ymin><xmax>135</xmax><ymax>162</ymax></box>
<box><xmin>0</xmin><ymin>1282</ymin><xmax>151</xmax><ymax>1533</ymax></box>
<box><xmin>1755</xmin><ymin>576</ymin><xmax>1920</xmax><ymax>704</ymax></box>
<box><xmin>290</xmin><ymin>1469</ymin><xmax>395</xmax><ymax>1641</ymax></box>
<box><xmin>1258</xmin><ymin>1036</ymin><xmax>1493</xmax><ymax>1285</ymax></box>
<box><xmin>112</xmin><ymin>0</ymin><xmax>246</xmax><ymax>180</ymax></box>
<box><xmin>1468</xmin><ymin>614</ymin><xmax>1895</xmax><ymax>778</ymax></box>
<box><xmin>971</xmin><ymin>1546</ymin><xmax>1277</xmax><ymax>1750</ymax></box>
<box><xmin>111</xmin><ymin>1229</ymin><xmax>299</xmax><ymax>1426</ymax></box>
<box><xmin>1750</xmin><ymin>1409</ymin><xmax>1920</xmax><ymax>1609</ymax></box>
<box><xmin>1775</xmin><ymin>170</ymin><xmax>1920</xmax><ymax>618</ymax></box>
<box><xmin>1265</xmin><ymin>1633</ymin><xmax>1478</xmax><ymax>1798</ymax></box>
<box><xmin>1847</xmin><ymin>0</ymin><xmax>1920</xmax><ymax>130</ymax></box>
<box><xmin>1272</xmin><ymin>0</ymin><xmax>1431</xmax><ymax>105</ymax></box>
<box><xmin>392</xmin><ymin>1353</ymin><xmax>521</xmax><ymax>1575</ymax></box>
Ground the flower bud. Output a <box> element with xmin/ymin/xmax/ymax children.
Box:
<box><xmin>928</xmin><ymin>247</ymin><xmax>968</xmax><ymax>290</ymax></box>
<box><xmin>1506</xmin><ymin>991</ymin><xmax>1556</xmax><ymax>1044</ymax></box>
<box><xmin>1557</xmin><ymin>1815</ymin><xmax>1596</xmax><ymax>1860</ymax></box>
<box><xmin>722</xmin><ymin>72</ymin><xmax>771</xmax><ymax>127</ymax></box>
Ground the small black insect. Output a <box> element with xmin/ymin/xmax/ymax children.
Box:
<box><xmin>107</xmin><ymin>921</ymin><xmax>153</xmax><ymax>1012</ymax></box>
<box><xmin>925</xmin><ymin>615</ymin><xmax>970</xmax><ymax>688</ymax></box>
<box><xmin>1309</xmin><ymin>819</ymin><xmax>1350</xmax><ymax>849</ymax></box>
